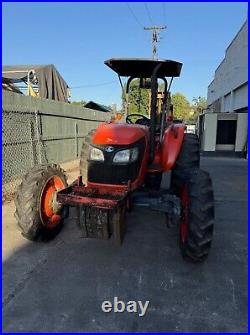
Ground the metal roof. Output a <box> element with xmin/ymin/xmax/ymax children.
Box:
<box><xmin>104</xmin><ymin>58</ymin><xmax>182</xmax><ymax>77</ymax></box>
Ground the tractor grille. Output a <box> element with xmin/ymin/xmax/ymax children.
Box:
<box><xmin>87</xmin><ymin>138</ymin><xmax>145</xmax><ymax>185</ymax></box>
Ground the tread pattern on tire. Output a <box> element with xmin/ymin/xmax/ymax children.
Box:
<box><xmin>14</xmin><ymin>164</ymin><xmax>68</xmax><ymax>241</ymax></box>
<box><xmin>181</xmin><ymin>168</ymin><xmax>214</xmax><ymax>262</ymax></box>
<box><xmin>171</xmin><ymin>133</ymin><xmax>200</xmax><ymax>195</ymax></box>
<box><xmin>79</xmin><ymin>129</ymin><xmax>95</xmax><ymax>178</ymax></box>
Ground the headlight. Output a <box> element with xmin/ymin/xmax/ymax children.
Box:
<box><xmin>89</xmin><ymin>147</ymin><xmax>104</xmax><ymax>161</ymax></box>
<box><xmin>130</xmin><ymin>147</ymin><xmax>139</xmax><ymax>162</ymax></box>
<box><xmin>113</xmin><ymin>147</ymin><xmax>139</xmax><ymax>163</ymax></box>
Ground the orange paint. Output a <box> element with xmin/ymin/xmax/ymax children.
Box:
<box><xmin>88</xmin><ymin>133</ymin><xmax>150</xmax><ymax>191</ymax></box>
<box><xmin>40</xmin><ymin>176</ymin><xmax>65</xmax><ymax>228</ymax></box>
<box><xmin>92</xmin><ymin>123</ymin><xmax>149</xmax><ymax>145</ymax></box>
<box><xmin>88</xmin><ymin>122</ymin><xmax>185</xmax><ymax>188</ymax></box>
<box><xmin>115</xmin><ymin>113</ymin><xmax>123</xmax><ymax>121</ymax></box>
<box><xmin>161</xmin><ymin>124</ymin><xmax>185</xmax><ymax>171</ymax></box>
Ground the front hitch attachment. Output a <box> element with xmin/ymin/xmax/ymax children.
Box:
<box><xmin>57</xmin><ymin>180</ymin><xmax>129</xmax><ymax>245</ymax></box>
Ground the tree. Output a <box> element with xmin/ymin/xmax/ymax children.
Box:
<box><xmin>121</xmin><ymin>81</ymin><xmax>197</xmax><ymax>122</ymax></box>
<box><xmin>71</xmin><ymin>100</ymin><xmax>86</xmax><ymax>106</ymax></box>
<box><xmin>192</xmin><ymin>96</ymin><xmax>207</xmax><ymax>110</ymax></box>
<box><xmin>192</xmin><ymin>96</ymin><xmax>207</xmax><ymax>112</ymax></box>
<box><xmin>171</xmin><ymin>92</ymin><xmax>191</xmax><ymax>121</ymax></box>
<box><xmin>122</xmin><ymin>79</ymin><xmax>150</xmax><ymax>116</ymax></box>
<box><xmin>190</xmin><ymin>96</ymin><xmax>207</xmax><ymax>121</ymax></box>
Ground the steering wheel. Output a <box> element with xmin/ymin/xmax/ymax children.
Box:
<box><xmin>126</xmin><ymin>113</ymin><xmax>150</xmax><ymax>126</ymax></box>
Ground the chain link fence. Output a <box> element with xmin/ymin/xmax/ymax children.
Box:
<box><xmin>2</xmin><ymin>91</ymin><xmax>111</xmax><ymax>201</ymax></box>
<box><xmin>3</xmin><ymin>110</ymin><xmax>37</xmax><ymax>200</ymax></box>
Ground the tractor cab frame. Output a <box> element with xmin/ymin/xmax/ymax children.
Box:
<box><xmin>105</xmin><ymin>58</ymin><xmax>182</xmax><ymax>163</ymax></box>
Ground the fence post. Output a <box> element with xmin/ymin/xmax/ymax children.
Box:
<box><xmin>75</xmin><ymin>122</ymin><xmax>78</xmax><ymax>158</ymax></box>
<box><xmin>35</xmin><ymin>110</ymin><xmax>43</xmax><ymax>164</ymax></box>
<box><xmin>29</xmin><ymin>118</ymin><xmax>37</xmax><ymax>166</ymax></box>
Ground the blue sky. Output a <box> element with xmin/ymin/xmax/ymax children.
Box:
<box><xmin>2</xmin><ymin>2</ymin><xmax>248</xmax><ymax>107</ymax></box>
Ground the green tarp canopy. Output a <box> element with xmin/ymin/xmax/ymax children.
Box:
<box><xmin>2</xmin><ymin>64</ymin><xmax>69</xmax><ymax>102</ymax></box>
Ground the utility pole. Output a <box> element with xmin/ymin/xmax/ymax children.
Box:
<box><xmin>144</xmin><ymin>26</ymin><xmax>166</xmax><ymax>60</ymax></box>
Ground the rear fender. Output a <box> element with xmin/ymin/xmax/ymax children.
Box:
<box><xmin>161</xmin><ymin>124</ymin><xmax>185</xmax><ymax>171</ymax></box>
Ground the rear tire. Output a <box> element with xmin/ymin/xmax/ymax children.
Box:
<box><xmin>171</xmin><ymin>133</ymin><xmax>200</xmax><ymax>195</ymax></box>
<box><xmin>79</xmin><ymin>129</ymin><xmax>95</xmax><ymax>178</ymax></box>
<box><xmin>14</xmin><ymin>164</ymin><xmax>68</xmax><ymax>241</ymax></box>
<box><xmin>179</xmin><ymin>168</ymin><xmax>214</xmax><ymax>262</ymax></box>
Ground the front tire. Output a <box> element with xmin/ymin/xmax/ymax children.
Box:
<box><xmin>14</xmin><ymin>164</ymin><xmax>68</xmax><ymax>241</ymax></box>
<box><xmin>179</xmin><ymin>169</ymin><xmax>214</xmax><ymax>262</ymax></box>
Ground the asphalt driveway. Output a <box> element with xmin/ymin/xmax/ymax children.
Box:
<box><xmin>2</xmin><ymin>157</ymin><xmax>248</xmax><ymax>332</ymax></box>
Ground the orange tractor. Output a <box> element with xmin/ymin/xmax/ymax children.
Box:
<box><xmin>15</xmin><ymin>58</ymin><xmax>214</xmax><ymax>262</ymax></box>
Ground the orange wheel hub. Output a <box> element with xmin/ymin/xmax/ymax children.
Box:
<box><xmin>40</xmin><ymin>176</ymin><xmax>65</xmax><ymax>229</ymax></box>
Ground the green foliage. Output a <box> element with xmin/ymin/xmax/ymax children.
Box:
<box><xmin>191</xmin><ymin>96</ymin><xmax>207</xmax><ymax>121</ymax></box>
<box><xmin>121</xmin><ymin>80</ymin><xmax>207</xmax><ymax>122</ymax></box>
<box><xmin>171</xmin><ymin>94</ymin><xmax>207</xmax><ymax>122</ymax></box>
<box><xmin>192</xmin><ymin>96</ymin><xmax>207</xmax><ymax>111</ymax></box>
<box><xmin>171</xmin><ymin>92</ymin><xmax>191</xmax><ymax>121</ymax></box>
<box><xmin>71</xmin><ymin>100</ymin><xmax>86</xmax><ymax>106</ymax></box>
<box><xmin>122</xmin><ymin>79</ymin><xmax>150</xmax><ymax>116</ymax></box>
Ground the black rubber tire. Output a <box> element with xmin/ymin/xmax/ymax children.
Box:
<box><xmin>79</xmin><ymin>129</ymin><xmax>95</xmax><ymax>177</ymax></box>
<box><xmin>180</xmin><ymin>168</ymin><xmax>214</xmax><ymax>262</ymax></box>
<box><xmin>14</xmin><ymin>164</ymin><xmax>68</xmax><ymax>241</ymax></box>
<box><xmin>171</xmin><ymin>133</ymin><xmax>200</xmax><ymax>195</ymax></box>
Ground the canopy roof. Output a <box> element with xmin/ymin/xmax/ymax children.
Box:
<box><xmin>104</xmin><ymin>58</ymin><xmax>182</xmax><ymax>77</ymax></box>
<box><xmin>85</xmin><ymin>101</ymin><xmax>111</xmax><ymax>113</ymax></box>
<box><xmin>2</xmin><ymin>64</ymin><xmax>69</xmax><ymax>102</ymax></box>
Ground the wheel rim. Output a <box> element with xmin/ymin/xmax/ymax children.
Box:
<box><xmin>40</xmin><ymin>176</ymin><xmax>65</xmax><ymax>229</ymax></box>
<box><xmin>180</xmin><ymin>184</ymin><xmax>189</xmax><ymax>243</ymax></box>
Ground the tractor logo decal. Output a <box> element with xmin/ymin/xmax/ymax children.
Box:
<box><xmin>105</xmin><ymin>146</ymin><xmax>114</xmax><ymax>153</ymax></box>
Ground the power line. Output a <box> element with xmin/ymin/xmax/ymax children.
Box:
<box><xmin>144</xmin><ymin>3</ymin><xmax>154</xmax><ymax>25</ymax></box>
<box><xmin>162</xmin><ymin>2</ymin><xmax>167</xmax><ymax>23</ymax></box>
<box><xmin>126</xmin><ymin>2</ymin><xmax>144</xmax><ymax>28</ymax></box>
<box><xmin>70</xmin><ymin>80</ymin><xmax>116</xmax><ymax>89</ymax></box>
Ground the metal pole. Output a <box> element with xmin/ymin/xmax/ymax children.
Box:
<box><xmin>149</xmin><ymin>63</ymin><xmax>162</xmax><ymax>162</ymax></box>
<box><xmin>144</xmin><ymin>26</ymin><xmax>167</xmax><ymax>59</ymax></box>
<box><xmin>29</xmin><ymin>119</ymin><xmax>37</xmax><ymax>166</ymax></box>
<box><xmin>75</xmin><ymin>122</ymin><xmax>79</xmax><ymax>158</ymax></box>
<box><xmin>35</xmin><ymin>110</ymin><xmax>43</xmax><ymax>164</ymax></box>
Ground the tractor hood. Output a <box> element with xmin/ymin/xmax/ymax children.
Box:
<box><xmin>92</xmin><ymin>122</ymin><xmax>149</xmax><ymax>146</ymax></box>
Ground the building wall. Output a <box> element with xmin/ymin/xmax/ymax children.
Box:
<box><xmin>207</xmin><ymin>19</ymin><xmax>248</xmax><ymax>112</ymax></box>
<box><xmin>200</xmin><ymin>112</ymin><xmax>247</xmax><ymax>153</ymax></box>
